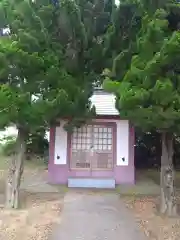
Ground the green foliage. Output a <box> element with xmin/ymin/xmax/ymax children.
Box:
<box><xmin>102</xmin><ymin>0</ymin><xmax>142</xmax><ymax>78</ymax></box>
<box><xmin>104</xmin><ymin>0</ymin><xmax>180</xmax><ymax>133</ymax></box>
<box><xmin>26</xmin><ymin>130</ymin><xmax>49</xmax><ymax>158</ymax></box>
<box><xmin>2</xmin><ymin>131</ymin><xmax>49</xmax><ymax>159</ymax></box>
<box><xmin>0</xmin><ymin>0</ymin><xmax>114</xmax><ymax>136</ymax></box>
<box><xmin>2</xmin><ymin>136</ymin><xmax>16</xmax><ymax>156</ymax></box>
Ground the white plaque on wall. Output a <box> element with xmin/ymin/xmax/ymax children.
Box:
<box><xmin>116</xmin><ymin>120</ymin><xmax>129</xmax><ymax>166</ymax></box>
<box><xmin>54</xmin><ymin>122</ymin><xmax>67</xmax><ymax>165</ymax></box>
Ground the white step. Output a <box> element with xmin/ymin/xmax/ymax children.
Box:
<box><xmin>68</xmin><ymin>177</ymin><xmax>115</xmax><ymax>189</ymax></box>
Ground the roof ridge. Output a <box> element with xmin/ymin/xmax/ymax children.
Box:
<box><xmin>90</xmin><ymin>91</ymin><xmax>119</xmax><ymax>116</ymax></box>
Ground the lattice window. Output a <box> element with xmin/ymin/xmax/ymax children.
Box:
<box><xmin>71</xmin><ymin>125</ymin><xmax>92</xmax><ymax>150</ymax></box>
<box><xmin>71</xmin><ymin>151</ymin><xmax>90</xmax><ymax>169</ymax></box>
<box><xmin>91</xmin><ymin>152</ymin><xmax>113</xmax><ymax>169</ymax></box>
<box><xmin>93</xmin><ymin>125</ymin><xmax>113</xmax><ymax>151</ymax></box>
<box><xmin>71</xmin><ymin>125</ymin><xmax>92</xmax><ymax>168</ymax></box>
<box><xmin>70</xmin><ymin>124</ymin><xmax>114</xmax><ymax>170</ymax></box>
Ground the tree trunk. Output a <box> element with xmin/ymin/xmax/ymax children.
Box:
<box><xmin>160</xmin><ymin>132</ymin><xmax>177</xmax><ymax>217</ymax></box>
<box><xmin>5</xmin><ymin>127</ymin><xmax>26</xmax><ymax>209</ymax></box>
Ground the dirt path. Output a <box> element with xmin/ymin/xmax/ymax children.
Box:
<box><xmin>51</xmin><ymin>189</ymin><xmax>147</xmax><ymax>240</ymax></box>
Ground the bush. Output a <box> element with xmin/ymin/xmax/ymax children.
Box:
<box><xmin>1</xmin><ymin>136</ymin><xmax>16</xmax><ymax>156</ymax></box>
<box><xmin>26</xmin><ymin>132</ymin><xmax>49</xmax><ymax>158</ymax></box>
<box><xmin>2</xmin><ymin>133</ymin><xmax>49</xmax><ymax>162</ymax></box>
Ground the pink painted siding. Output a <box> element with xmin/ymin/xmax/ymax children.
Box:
<box><xmin>48</xmin><ymin>119</ymin><xmax>135</xmax><ymax>185</ymax></box>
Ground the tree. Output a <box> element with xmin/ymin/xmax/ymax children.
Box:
<box><xmin>104</xmin><ymin>0</ymin><xmax>180</xmax><ymax>216</ymax></box>
<box><xmin>102</xmin><ymin>0</ymin><xmax>142</xmax><ymax>79</ymax></box>
<box><xmin>53</xmin><ymin>0</ymin><xmax>115</xmax><ymax>85</ymax></box>
<box><xmin>0</xmin><ymin>0</ymin><xmax>114</xmax><ymax>208</ymax></box>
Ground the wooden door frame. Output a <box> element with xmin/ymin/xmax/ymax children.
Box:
<box><xmin>67</xmin><ymin>121</ymin><xmax>117</xmax><ymax>171</ymax></box>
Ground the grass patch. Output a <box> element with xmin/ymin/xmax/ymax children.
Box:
<box><xmin>24</xmin><ymin>158</ymin><xmax>47</xmax><ymax>169</ymax></box>
<box><xmin>140</xmin><ymin>169</ymin><xmax>180</xmax><ymax>188</ymax></box>
<box><xmin>0</xmin><ymin>156</ymin><xmax>8</xmax><ymax>170</ymax></box>
<box><xmin>145</xmin><ymin>169</ymin><xmax>160</xmax><ymax>185</ymax></box>
<box><xmin>116</xmin><ymin>184</ymin><xmax>159</xmax><ymax>196</ymax></box>
<box><xmin>0</xmin><ymin>155</ymin><xmax>47</xmax><ymax>171</ymax></box>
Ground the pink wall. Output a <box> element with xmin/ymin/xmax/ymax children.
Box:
<box><xmin>48</xmin><ymin>119</ymin><xmax>135</xmax><ymax>185</ymax></box>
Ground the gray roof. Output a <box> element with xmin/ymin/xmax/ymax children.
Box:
<box><xmin>90</xmin><ymin>90</ymin><xmax>119</xmax><ymax>116</ymax></box>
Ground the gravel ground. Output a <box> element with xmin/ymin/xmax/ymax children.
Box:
<box><xmin>0</xmin><ymin>167</ymin><xmax>63</xmax><ymax>240</ymax></box>
<box><xmin>0</xmin><ymin>192</ymin><xmax>62</xmax><ymax>240</ymax></box>
<box><xmin>123</xmin><ymin>196</ymin><xmax>180</xmax><ymax>240</ymax></box>
<box><xmin>51</xmin><ymin>190</ymin><xmax>147</xmax><ymax>240</ymax></box>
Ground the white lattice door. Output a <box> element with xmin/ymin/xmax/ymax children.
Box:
<box><xmin>70</xmin><ymin>124</ymin><xmax>114</xmax><ymax>171</ymax></box>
